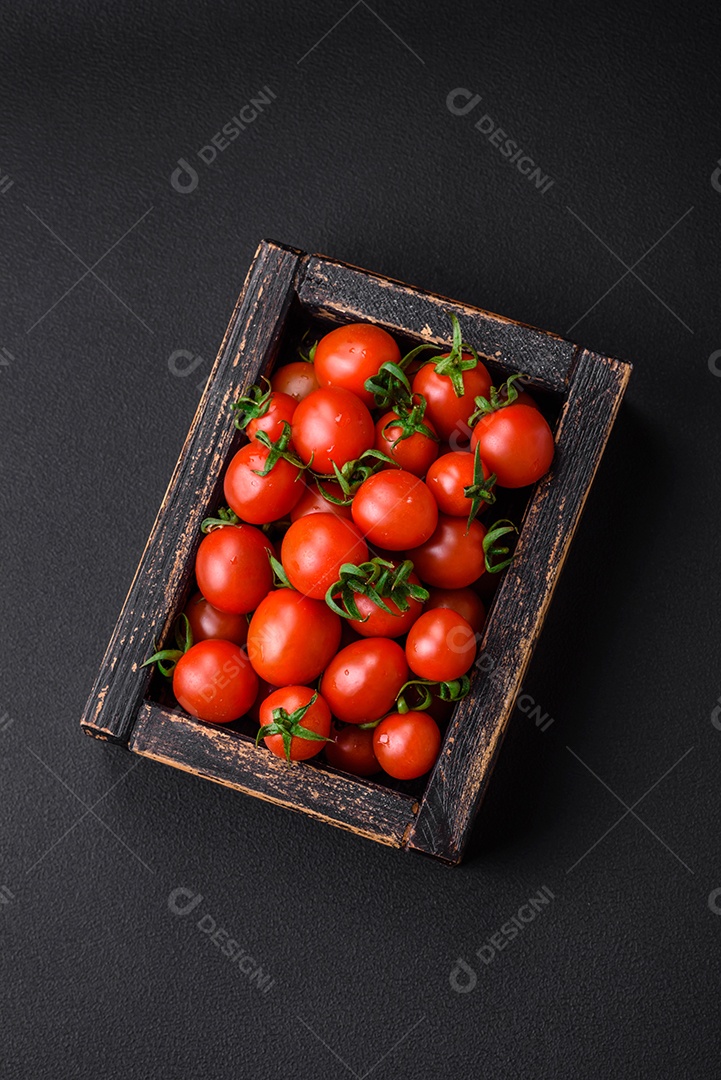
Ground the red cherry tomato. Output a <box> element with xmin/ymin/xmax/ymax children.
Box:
<box><xmin>406</xmin><ymin>609</ymin><xmax>477</xmax><ymax>681</ymax></box>
<box><xmin>247</xmin><ymin>589</ymin><xmax>341</xmax><ymax>685</ymax></box>
<box><xmin>195</xmin><ymin>525</ymin><xmax>273</xmax><ymax>614</ymax></box>
<box><xmin>373</xmin><ymin>411</ymin><xmax>439</xmax><ymax>477</ymax></box>
<box><xmin>352</xmin><ymin>470</ymin><xmax>438</xmax><ymax>551</ymax></box>
<box><xmin>471</xmin><ymin>404</ymin><xmax>554</xmax><ymax>488</ymax></box>
<box><xmin>320</xmin><ymin>638</ymin><xmax>409</xmax><ymax>724</ymax></box>
<box><xmin>373</xmin><ymin>711</ymin><xmax>441</xmax><ymax>780</ymax></box>
<box><xmin>347</xmin><ymin>577</ymin><xmax>424</xmax><ymax>639</ymax></box>
<box><xmin>281</xmin><ymin>514</ymin><xmax>368</xmax><ymax>600</ymax></box>
<box><xmin>184</xmin><ymin>591</ymin><xmax>248</xmax><ymax>646</ymax></box>
<box><xmin>406</xmin><ymin>515</ymin><xmax>486</xmax><ymax>588</ymax></box>
<box><xmin>289</xmin><ymin>480</ymin><xmax>353</xmax><ymax>522</ymax></box>
<box><xmin>324</xmin><ymin>724</ymin><xmax>380</xmax><ymax>776</ymax></box>
<box><xmin>271</xmin><ymin>361</ymin><xmax>319</xmax><ymax>402</ymax></box>
<box><xmin>291</xmin><ymin>387</ymin><xmax>374</xmax><ymax>474</ymax></box>
<box><xmin>412</xmin><ymin>362</ymin><xmax>491</xmax><ymax>443</ymax></box>
<box><xmin>173</xmin><ymin>640</ymin><xmax>258</xmax><ymax>724</ymax></box>
<box><xmin>245</xmin><ymin>391</ymin><xmax>297</xmax><ymax>443</ymax></box>
<box><xmin>259</xmin><ymin>686</ymin><xmax>332</xmax><ymax>762</ymax></box>
<box><xmin>224</xmin><ymin>442</ymin><xmax>304</xmax><ymax>524</ymax></box>
<box><xmin>424</xmin><ymin>587</ymin><xmax>486</xmax><ymax>634</ymax></box>
<box><xmin>314</xmin><ymin>323</ymin><xmax>401</xmax><ymax>407</ymax></box>
<box><xmin>425</xmin><ymin>451</ymin><xmax>494</xmax><ymax>517</ymax></box>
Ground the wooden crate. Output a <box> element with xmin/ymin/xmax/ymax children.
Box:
<box><xmin>81</xmin><ymin>239</ymin><xmax>632</xmax><ymax>864</ymax></box>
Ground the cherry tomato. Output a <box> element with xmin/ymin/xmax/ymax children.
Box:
<box><xmin>291</xmin><ymin>387</ymin><xmax>374</xmax><ymax>474</ymax></box>
<box><xmin>373</xmin><ymin>711</ymin><xmax>441</xmax><ymax>780</ymax></box>
<box><xmin>271</xmin><ymin>361</ymin><xmax>319</xmax><ymax>402</ymax></box>
<box><xmin>352</xmin><ymin>470</ymin><xmax>438</xmax><ymax>551</ymax></box>
<box><xmin>406</xmin><ymin>609</ymin><xmax>477</xmax><ymax>681</ymax></box>
<box><xmin>195</xmin><ymin>525</ymin><xmax>273</xmax><ymax>614</ymax></box>
<box><xmin>246</xmin><ymin>391</ymin><xmax>297</xmax><ymax>443</ymax></box>
<box><xmin>320</xmin><ymin>638</ymin><xmax>409</xmax><ymax>724</ymax></box>
<box><xmin>325</xmin><ymin>723</ymin><xmax>380</xmax><ymax>776</ymax></box>
<box><xmin>424</xmin><ymin>587</ymin><xmax>486</xmax><ymax>634</ymax></box>
<box><xmin>406</xmin><ymin>515</ymin><xmax>486</xmax><ymax>588</ymax></box>
<box><xmin>471</xmin><ymin>404</ymin><xmax>554</xmax><ymax>488</ymax></box>
<box><xmin>259</xmin><ymin>686</ymin><xmax>332</xmax><ymax>762</ymax></box>
<box><xmin>184</xmin><ymin>591</ymin><xmax>248</xmax><ymax>646</ymax></box>
<box><xmin>247</xmin><ymin>677</ymin><xmax>278</xmax><ymax>725</ymax></box>
<box><xmin>314</xmin><ymin>322</ymin><xmax>401</xmax><ymax>407</ymax></box>
<box><xmin>247</xmin><ymin>589</ymin><xmax>341</xmax><ymax>685</ymax></box>
<box><xmin>224</xmin><ymin>442</ymin><xmax>304</xmax><ymax>524</ymax></box>
<box><xmin>347</xmin><ymin>580</ymin><xmax>424</xmax><ymax>639</ymax></box>
<box><xmin>173</xmin><ymin>639</ymin><xmax>258</xmax><ymax>724</ymax></box>
<box><xmin>289</xmin><ymin>480</ymin><xmax>353</xmax><ymax>522</ymax></box>
<box><xmin>374</xmin><ymin>411</ymin><xmax>439</xmax><ymax>477</ymax></box>
<box><xmin>281</xmin><ymin>514</ymin><xmax>368</xmax><ymax>600</ymax></box>
<box><xmin>412</xmin><ymin>362</ymin><xmax>491</xmax><ymax>443</ymax></box>
<box><xmin>426</xmin><ymin>451</ymin><xmax>494</xmax><ymax>517</ymax></box>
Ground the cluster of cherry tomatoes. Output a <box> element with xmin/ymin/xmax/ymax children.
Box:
<box><xmin>144</xmin><ymin>317</ymin><xmax>554</xmax><ymax>782</ymax></box>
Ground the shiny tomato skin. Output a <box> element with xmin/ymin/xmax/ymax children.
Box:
<box><xmin>325</xmin><ymin>723</ymin><xmax>380</xmax><ymax>776</ymax></box>
<box><xmin>352</xmin><ymin>470</ymin><xmax>438</xmax><ymax>551</ymax></box>
<box><xmin>374</xmin><ymin>411</ymin><xmax>439</xmax><ymax>477</ymax></box>
<box><xmin>245</xmin><ymin>391</ymin><xmax>297</xmax><ymax>443</ymax></box>
<box><xmin>426</xmin><ymin>451</ymin><xmax>494</xmax><ymax>517</ymax></box>
<box><xmin>320</xmin><ymin>638</ymin><xmax>409</xmax><ymax>724</ymax></box>
<box><xmin>471</xmin><ymin>404</ymin><xmax>554</xmax><ymax>488</ymax></box>
<box><xmin>406</xmin><ymin>608</ymin><xmax>477</xmax><ymax>681</ymax></box>
<box><xmin>173</xmin><ymin>639</ymin><xmax>258</xmax><ymax>724</ymax></box>
<box><xmin>247</xmin><ymin>589</ymin><xmax>341</xmax><ymax>685</ymax></box>
<box><xmin>281</xmin><ymin>514</ymin><xmax>368</xmax><ymax>600</ymax></box>
<box><xmin>406</xmin><ymin>515</ymin><xmax>486</xmax><ymax>589</ymax></box>
<box><xmin>195</xmin><ymin>525</ymin><xmax>274</xmax><ymax>614</ymax></box>
<box><xmin>259</xmin><ymin>686</ymin><xmax>332</xmax><ymax>762</ymax></box>
<box><xmin>271</xmin><ymin>361</ymin><xmax>319</xmax><ymax>402</ymax></box>
<box><xmin>314</xmin><ymin>323</ymin><xmax>401</xmax><ymax>407</ymax></box>
<box><xmin>184</xmin><ymin>591</ymin><xmax>248</xmax><ymax>647</ymax></box>
<box><xmin>224</xmin><ymin>442</ymin><xmax>304</xmax><ymax>524</ymax></box>
<box><xmin>291</xmin><ymin>387</ymin><xmax>374</xmax><ymax>474</ymax></box>
<box><xmin>424</xmin><ymin>587</ymin><xmax>486</xmax><ymax>634</ymax></box>
<box><xmin>411</xmin><ymin>362</ymin><xmax>491</xmax><ymax>443</ymax></box>
<box><xmin>373</xmin><ymin>711</ymin><xmax>441</xmax><ymax>780</ymax></box>
<box><xmin>289</xmin><ymin>480</ymin><xmax>353</xmax><ymax>522</ymax></box>
<box><xmin>347</xmin><ymin>581</ymin><xmax>424</xmax><ymax>639</ymax></box>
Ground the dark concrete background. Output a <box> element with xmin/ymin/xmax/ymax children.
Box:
<box><xmin>2</xmin><ymin>2</ymin><xmax>720</xmax><ymax>1076</ymax></box>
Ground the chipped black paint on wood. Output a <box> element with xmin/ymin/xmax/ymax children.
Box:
<box><xmin>82</xmin><ymin>240</ymin><xmax>631</xmax><ymax>863</ymax></box>
<box><xmin>131</xmin><ymin>704</ymin><xmax>418</xmax><ymax>846</ymax></box>
<box><xmin>297</xmin><ymin>254</ymin><xmax>576</xmax><ymax>392</ymax></box>
<box><xmin>406</xmin><ymin>348</ymin><xmax>632</xmax><ymax>863</ymax></box>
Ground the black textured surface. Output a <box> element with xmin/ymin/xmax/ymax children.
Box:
<box><xmin>2</xmin><ymin>3</ymin><xmax>720</xmax><ymax>1077</ymax></box>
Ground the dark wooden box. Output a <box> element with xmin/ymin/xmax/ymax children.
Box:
<box><xmin>81</xmin><ymin>240</ymin><xmax>631</xmax><ymax>864</ymax></box>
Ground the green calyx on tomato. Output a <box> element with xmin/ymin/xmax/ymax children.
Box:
<box><xmin>255</xmin><ymin>691</ymin><xmax>329</xmax><ymax>762</ymax></box>
<box><xmin>313</xmin><ymin>448</ymin><xmax>396</xmax><ymax>505</ymax></box>
<box><xmin>297</xmin><ymin>330</ymin><xmax>317</xmax><ymax>364</ymax></box>
<box><xmin>252</xmin><ymin>422</ymin><xmax>306</xmax><ymax>477</ymax></box>
<box><xmin>230</xmin><ymin>377</ymin><xmax>273</xmax><ymax>430</ymax></box>
<box><xmin>325</xmin><ymin>558</ymin><xmax>429</xmax><ymax>621</ymax></box>
<box><xmin>201</xmin><ymin>506</ymin><xmax>241</xmax><ymax>534</ymax></box>
<box><xmin>140</xmin><ymin>613</ymin><xmax>193</xmax><ymax>677</ymax></box>
<box><xmin>483</xmin><ymin>518</ymin><xmax>519</xmax><ymax>574</ymax></box>
<box><xmin>380</xmin><ymin>393</ymin><xmax>438</xmax><ymax>447</ymax></box>
<box><xmin>469</xmin><ymin>372</ymin><xmax>527</xmax><ymax>423</ymax></box>
<box><xmin>463</xmin><ymin>444</ymin><xmax>497</xmax><ymax>531</ymax></box>
<box><xmin>267</xmin><ymin>552</ymin><xmax>293</xmax><ymax>590</ymax></box>
<box><xmin>394</xmin><ymin>675</ymin><xmax>471</xmax><ymax>714</ymax></box>
<box><xmin>418</xmin><ymin>313</ymin><xmax>483</xmax><ymax>398</ymax></box>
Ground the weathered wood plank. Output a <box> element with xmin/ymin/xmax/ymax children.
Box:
<box><xmin>297</xmin><ymin>254</ymin><xmax>576</xmax><ymax>392</ymax></box>
<box><xmin>80</xmin><ymin>240</ymin><xmax>304</xmax><ymax>744</ymax></box>
<box><xmin>130</xmin><ymin>704</ymin><xmax>418</xmax><ymax>846</ymax></box>
<box><xmin>407</xmin><ymin>349</ymin><xmax>632</xmax><ymax>863</ymax></box>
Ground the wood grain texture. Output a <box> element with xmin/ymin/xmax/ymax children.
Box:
<box><xmin>297</xmin><ymin>254</ymin><xmax>576</xmax><ymax>392</ymax></box>
<box><xmin>80</xmin><ymin>240</ymin><xmax>302</xmax><ymax>744</ymax></box>
<box><xmin>407</xmin><ymin>348</ymin><xmax>632</xmax><ymax>863</ymax></box>
<box><xmin>130</xmin><ymin>704</ymin><xmax>418</xmax><ymax>846</ymax></box>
